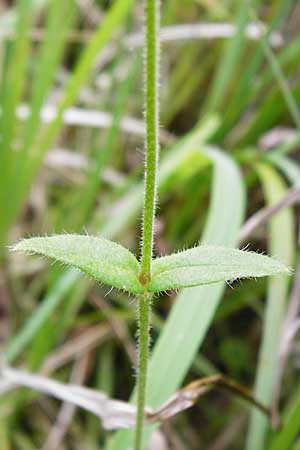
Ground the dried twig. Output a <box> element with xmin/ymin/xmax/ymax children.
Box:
<box><xmin>238</xmin><ymin>186</ymin><xmax>300</xmax><ymax>243</ymax></box>
<box><xmin>41</xmin><ymin>324</ymin><xmax>111</xmax><ymax>375</ymax></box>
<box><xmin>96</xmin><ymin>22</ymin><xmax>283</xmax><ymax>69</ymax></box>
<box><xmin>45</xmin><ymin>148</ymin><xmax>126</xmax><ymax>188</ymax></box>
<box><xmin>15</xmin><ymin>104</ymin><xmax>173</xmax><ymax>144</ymax></box>
<box><xmin>0</xmin><ymin>364</ymin><xmax>138</xmax><ymax>429</ymax></box>
<box><xmin>0</xmin><ymin>364</ymin><xmax>269</xmax><ymax>431</ymax></box>
<box><xmin>259</xmin><ymin>126</ymin><xmax>298</xmax><ymax>150</ymax></box>
<box><xmin>147</xmin><ymin>375</ymin><xmax>269</xmax><ymax>423</ymax></box>
<box><xmin>1</xmin><ymin>22</ymin><xmax>283</xmax><ymax>47</ymax></box>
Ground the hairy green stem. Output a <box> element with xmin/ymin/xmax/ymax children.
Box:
<box><xmin>135</xmin><ymin>0</ymin><xmax>160</xmax><ymax>449</ymax></box>
<box><xmin>140</xmin><ymin>0</ymin><xmax>160</xmax><ymax>281</ymax></box>
<box><xmin>135</xmin><ymin>293</ymin><xmax>152</xmax><ymax>450</ymax></box>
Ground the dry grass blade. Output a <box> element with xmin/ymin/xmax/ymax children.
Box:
<box><xmin>0</xmin><ymin>364</ymin><xmax>269</xmax><ymax>430</ymax></box>
<box><xmin>1</xmin><ymin>21</ymin><xmax>283</xmax><ymax>47</ymax></box>
<box><xmin>16</xmin><ymin>104</ymin><xmax>174</xmax><ymax>143</ymax></box>
<box><xmin>97</xmin><ymin>21</ymin><xmax>283</xmax><ymax>69</ymax></box>
<box><xmin>239</xmin><ymin>186</ymin><xmax>300</xmax><ymax>243</ymax></box>
<box><xmin>41</xmin><ymin>324</ymin><xmax>111</xmax><ymax>375</ymax></box>
<box><xmin>0</xmin><ymin>364</ymin><xmax>137</xmax><ymax>430</ymax></box>
<box><xmin>259</xmin><ymin>127</ymin><xmax>297</xmax><ymax>150</ymax></box>
<box><xmin>147</xmin><ymin>375</ymin><xmax>270</xmax><ymax>423</ymax></box>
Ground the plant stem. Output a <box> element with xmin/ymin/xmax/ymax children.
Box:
<box><xmin>135</xmin><ymin>1</ymin><xmax>160</xmax><ymax>449</ymax></box>
<box><xmin>134</xmin><ymin>292</ymin><xmax>152</xmax><ymax>450</ymax></box>
<box><xmin>140</xmin><ymin>0</ymin><xmax>160</xmax><ymax>281</ymax></box>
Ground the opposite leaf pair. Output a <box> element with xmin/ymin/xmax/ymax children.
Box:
<box><xmin>12</xmin><ymin>235</ymin><xmax>289</xmax><ymax>295</ymax></box>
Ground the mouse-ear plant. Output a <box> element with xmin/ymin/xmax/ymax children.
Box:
<box><xmin>11</xmin><ymin>1</ymin><xmax>290</xmax><ymax>449</ymax></box>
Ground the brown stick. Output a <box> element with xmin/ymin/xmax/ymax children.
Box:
<box><xmin>238</xmin><ymin>186</ymin><xmax>300</xmax><ymax>243</ymax></box>
<box><xmin>147</xmin><ymin>374</ymin><xmax>270</xmax><ymax>423</ymax></box>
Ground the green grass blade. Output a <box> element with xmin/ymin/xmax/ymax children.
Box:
<box><xmin>245</xmin><ymin>163</ymin><xmax>295</xmax><ymax>450</ymax></box>
<box><xmin>25</xmin><ymin>0</ymin><xmax>134</xmax><ymax>177</ymax></box>
<box><xmin>2</xmin><ymin>0</ymin><xmax>134</xmax><ymax>245</ymax></box>
<box><xmin>203</xmin><ymin>1</ymin><xmax>257</xmax><ymax>114</ymax></box>
<box><xmin>220</xmin><ymin>5</ymin><xmax>293</xmax><ymax>142</ymax></box>
<box><xmin>0</xmin><ymin>0</ymin><xmax>33</xmax><ymax>243</ymax></box>
<box><xmin>236</xmin><ymin>24</ymin><xmax>300</xmax><ymax>148</ymax></box>
<box><xmin>20</xmin><ymin>0</ymin><xmax>77</xmax><ymax>163</ymax></box>
<box><xmin>267</xmin><ymin>386</ymin><xmax>300</xmax><ymax>450</ymax></box>
<box><xmin>266</xmin><ymin>154</ymin><xmax>300</xmax><ymax>186</ymax></box>
<box><xmin>107</xmin><ymin>146</ymin><xmax>245</xmax><ymax>450</ymax></box>
<box><xmin>4</xmin><ymin>269</ymin><xmax>78</xmax><ymax>363</ymax></box>
<box><xmin>0</xmin><ymin>0</ymin><xmax>32</xmax><ymax>156</ymax></box>
<box><xmin>258</xmin><ymin>31</ymin><xmax>300</xmax><ymax>132</ymax></box>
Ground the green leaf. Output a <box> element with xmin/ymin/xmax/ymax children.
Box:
<box><xmin>149</xmin><ymin>245</ymin><xmax>289</xmax><ymax>293</ymax></box>
<box><xmin>12</xmin><ymin>235</ymin><xmax>144</xmax><ymax>295</ymax></box>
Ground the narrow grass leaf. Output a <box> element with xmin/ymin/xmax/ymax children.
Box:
<box><xmin>5</xmin><ymin>269</ymin><xmax>78</xmax><ymax>363</ymax></box>
<box><xmin>267</xmin><ymin>386</ymin><xmax>300</xmax><ymax>450</ymax></box>
<box><xmin>27</xmin><ymin>0</ymin><xmax>134</xmax><ymax>179</ymax></box>
<box><xmin>12</xmin><ymin>235</ymin><xmax>143</xmax><ymax>294</ymax></box>
<box><xmin>2</xmin><ymin>0</ymin><xmax>134</xmax><ymax>246</ymax></box>
<box><xmin>0</xmin><ymin>0</ymin><xmax>34</xmax><ymax>243</ymax></box>
<box><xmin>266</xmin><ymin>153</ymin><xmax>300</xmax><ymax>186</ymax></box>
<box><xmin>204</xmin><ymin>1</ymin><xmax>255</xmax><ymax>114</ymax></box>
<box><xmin>246</xmin><ymin>163</ymin><xmax>295</xmax><ymax>450</ymax></box>
<box><xmin>20</xmin><ymin>0</ymin><xmax>77</xmax><ymax>163</ymax></box>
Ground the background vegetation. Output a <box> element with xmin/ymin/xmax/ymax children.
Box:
<box><xmin>0</xmin><ymin>1</ymin><xmax>299</xmax><ymax>449</ymax></box>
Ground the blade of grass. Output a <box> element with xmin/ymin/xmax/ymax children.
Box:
<box><xmin>4</xmin><ymin>269</ymin><xmax>78</xmax><ymax>363</ymax></box>
<box><xmin>220</xmin><ymin>1</ymin><xmax>293</xmax><ymax>139</ymax></box>
<box><xmin>236</xmin><ymin>15</ymin><xmax>300</xmax><ymax>148</ymax></box>
<box><xmin>267</xmin><ymin>386</ymin><xmax>300</xmax><ymax>450</ymax></box>
<box><xmin>24</xmin><ymin>0</ymin><xmax>134</xmax><ymax>180</ymax></box>
<box><xmin>0</xmin><ymin>0</ymin><xmax>34</xmax><ymax>245</ymax></box>
<box><xmin>17</xmin><ymin>0</ymin><xmax>77</xmax><ymax>174</ymax></box>
<box><xmin>250</xmin><ymin>8</ymin><xmax>300</xmax><ymax>132</ymax></box>
<box><xmin>203</xmin><ymin>0</ymin><xmax>258</xmax><ymax>115</ymax></box>
<box><xmin>107</xmin><ymin>146</ymin><xmax>245</xmax><ymax>450</ymax></box>
<box><xmin>245</xmin><ymin>163</ymin><xmax>295</xmax><ymax>450</ymax></box>
<box><xmin>266</xmin><ymin>154</ymin><xmax>300</xmax><ymax>186</ymax></box>
<box><xmin>1</xmin><ymin>0</ymin><xmax>134</xmax><ymax>246</ymax></box>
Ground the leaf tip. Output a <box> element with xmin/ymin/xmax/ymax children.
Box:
<box><xmin>9</xmin><ymin>239</ymin><xmax>31</xmax><ymax>253</ymax></box>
